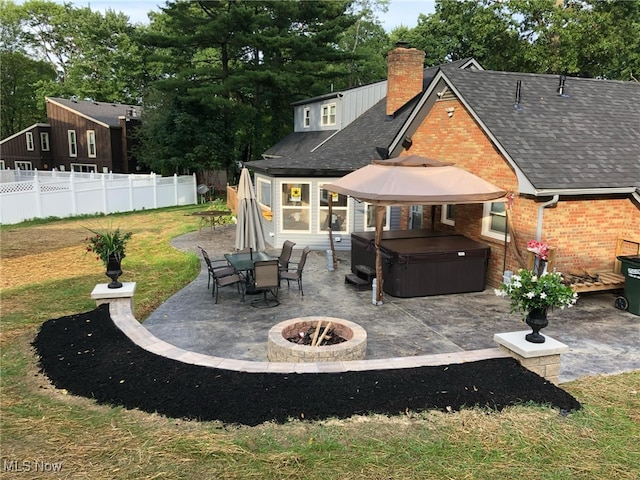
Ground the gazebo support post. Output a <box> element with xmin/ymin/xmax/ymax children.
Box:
<box><xmin>328</xmin><ymin>194</ymin><xmax>338</xmax><ymax>270</ymax></box>
<box><xmin>374</xmin><ymin>205</ymin><xmax>385</xmax><ymax>304</ymax></box>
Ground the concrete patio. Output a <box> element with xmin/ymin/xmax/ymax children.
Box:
<box><xmin>143</xmin><ymin>225</ymin><xmax>640</xmax><ymax>384</ymax></box>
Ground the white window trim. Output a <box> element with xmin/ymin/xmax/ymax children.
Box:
<box><xmin>481</xmin><ymin>202</ymin><xmax>510</xmax><ymax>241</ymax></box>
<box><xmin>0</xmin><ymin>160</ymin><xmax>5</xmax><ymax>169</ymax></box>
<box><xmin>321</xmin><ymin>103</ymin><xmax>336</xmax><ymax>126</ymax></box>
<box><xmin>25</xmin><ymin>132</ymin><xmax>34</xmax><ymax>151</ymax></box>
<box><xmin>87</xmin><ymin>130</ymin><xmax>97</xmax><ymax>158</ymax></box>
<box><xmin>70</xmin><ymin>163</ymin><xmax>97</xmax><ymax>173</ymax></box>
<box><xmin>68</xmin><ymin>130</ymin><xmax>77</xmax><ymax>157</ymax></box>
<box><xmin>319</xmin><ymin>183</ymin><xmax>349</xmax><ymax>233</ymax></box>
<box><xmin>303</xmin><ymin>108</ymin><xmax>310</xmax><ymax>128</ymax></box>
<box><xmin>40</xmin><ymin>132</ymin><xmax>50</xmax><ymax>151</ymax></box>
<box><xmin>257</xmin><ymin>177</ymin><xmax>272</xmax><ymax>210</ymax></box>
<box><xmin>441</xmin><ymin>204</ymin><xmax>455</xmax><ymax>226</ymax></box>
<box><xmin>15</xmin><ymin>161</ymin><xmax>33</xmax><ymax>170</ymax></box>
<box><xmin>363</xmin><ymin>203</ymin><xmax>390</xmax><ymax>231</ymax></box>
<box><xmin>281</xmin><ymin>181</ymin><xmax>311</xmax><ymax>233</ymax></box>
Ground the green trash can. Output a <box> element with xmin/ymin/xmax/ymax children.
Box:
<box><xmin>616</xmin><ymin>255</ymin><xmax>640</xmax><ymax>316</ymax></box>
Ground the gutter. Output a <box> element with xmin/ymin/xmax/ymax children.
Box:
<box><xmin>536</xmin><ymin>195</ymin><xmax>559</xmax><ymax>241</ymax></box>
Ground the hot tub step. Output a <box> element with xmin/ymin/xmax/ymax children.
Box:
<box><xmin>345</xmin><ymin>273</ymin><xmax>370</xmax><ymax>291</ymax></box>
<box><xmin>355</xmin><ymin>264</ymin><xmax>375</xmax><ymax>282</ymax></box>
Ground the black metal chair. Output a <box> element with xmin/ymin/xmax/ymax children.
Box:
<box><xmin>198</xmin><ymin>246</ymin><xmax>235</xmax><ymax>292</ymax></box>
<box><xmin>280</xmin><ymin>246</ymin><xmax>310</xmax><ymax>296</ymax></box>
<box><xmin>278</xmin><ymin>240</ymin><xmax>296</xmax><ymax>273</ymax></box>
<box><xmin>251</xmin><ymin>259</ymin><xmax>280</xmax><ymax>308</ymax></box>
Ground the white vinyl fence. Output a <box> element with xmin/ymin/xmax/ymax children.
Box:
<box><xmin>0</xmin><ymin>170</ymin><xmax>197</xmax><ymax>225</ymax></box>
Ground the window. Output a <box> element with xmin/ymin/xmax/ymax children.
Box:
<box><xmin>303</xmin><ymin>108</ymin><xmax>310</xmax><ymax>128</ymax></box>
<box><xmin>410</xmin><ymin>205</ymin><xmax>423</xmax><ymax>229</ymax></box>
<box><xmin>482</xmin><ymin>201</ymin><xmax>509</xmax><ymax>241</ymax></box>
<box><xmin>321</xmin><ymin>103</ymin><xmax>336</xmax><ymax>126</ymax></box>
<box><xmin>319</xmin><ymin>185</ymin><xmax>348</xmax><ymax>233</ymax></box>
<box><xmin>257</xmin><ymin>177</ymin><xmax>272</xmax><ymax>209</ymax></box>
<box><xmin>441</xmin><ymin>204</ymin><xmax>455</xmax><ymax>226</ymax></box>
<box><xmin>87</xmin><ymin>130</ymin><xmax>96</xmax><ymax>158</ymax></box>
<box><xmin>25</xmin><ymin>132</ymin><xmax>34</xmax><ymax>151</ymax></box>
<box><xmin>71</xmin><ymin>163</ymin><xmax>97</xmax><ymax>173</ymax></box>
<box><xmin>364</xmin><ymin>203</ymin><xmax>390</xmax><ymax>231</ymax></box>
<box><xmin>40</xmin><ymin>132</ymin><xmax>50</xmax><ymax>151</ymax></box>
<box><xmin>0</xmin><ymin>160</ymin><xmax>5</xmax><ymax>169</ymax></box>
<box><xmin>68</xmin><ymin>130</ymin><xmax>77</xmax><ymax>157</ymax></box>
<box><xmin>15</xmin><ymin>161</ymin><xmax>33</xmax><ymax>170</ymax></box>
<box><xmin>281</xmin><ymin>182</ymin><xmax>310</xmax><ymax>231</ymax></box>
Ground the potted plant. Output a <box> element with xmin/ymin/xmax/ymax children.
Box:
<box><xmin>85</xmin><ymin>226</ymin><xmax>133</xmax><ymax>289</ymax></box>
<box><xmin>496</xmin><ymin>268</ymin><xmax>578</xmax><ymax>343</ymax></box>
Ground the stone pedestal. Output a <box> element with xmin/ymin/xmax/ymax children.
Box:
<box><xmin>91</xmin><ymin>282</ymin><xmax>136</xmax><ymax>311</ymax></box>
<box><xmin>493</xmin><ymin>331</ymin><xmax>569</xmax><ymax>384</ymax></box>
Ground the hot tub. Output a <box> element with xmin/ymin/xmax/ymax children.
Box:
<box><xmin>350</xmin><ymin>231</ymin><xmax>491</xmax><ymax>297</ymax></box>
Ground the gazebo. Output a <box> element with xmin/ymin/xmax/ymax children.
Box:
<box><xmin>324</xmin><ymin>156</ymin><xmax>507</xmax><ymax>304</ymax></box>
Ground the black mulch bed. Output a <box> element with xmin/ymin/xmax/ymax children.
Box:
<box><xmin>32</xmin><ymin>305</ymin><xmax>581</xmax><ymax>426</ymax></box>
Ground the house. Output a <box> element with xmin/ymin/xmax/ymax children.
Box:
<box><xmin>248</xmin><ymin>43</ymin><xmax>640</xmax><ymax>288</ymax></box>
<box><xmin>0</xmin><ymin>97</ymin><xmax>142</xmax><ymax>173</ymax></box>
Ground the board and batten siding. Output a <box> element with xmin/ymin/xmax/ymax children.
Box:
<box><xmin>293</xmin><ymin>81</ymin><xmax>387</xmax><ymax>132</ymax></box>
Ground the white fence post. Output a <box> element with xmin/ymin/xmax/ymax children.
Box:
<box><xmin>128</xmin><ymin>174</ymin><xmax>134</xmax><ymax>210</ymax></box>
<box><xmin>69</xmin><ymin>171</ymin><xmax>77</xmax><ymax>215</ymax></box>
<box><xmin>101</xmin><ymin>174</ymin><xmax>108</xmax><ymax>214</ymax></box>
<box><xmin>34</xmin><ymin>173</ymin><xmax>43</xmax><ymax>218</ymax></box>
<box><xmin>152</xmin><ymin>172</ymin><xmax>158</xmax><ymax>209</ymax></box>
<box><xmin>174</xmin><ymin>173</ymin><xmax>178</xmax><ymax>204</ymax></box>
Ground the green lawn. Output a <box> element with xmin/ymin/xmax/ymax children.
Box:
<box><xmin>1</xmin><ymin>207</ymin><xmax>638</xmax><ymax>479</ymax></box>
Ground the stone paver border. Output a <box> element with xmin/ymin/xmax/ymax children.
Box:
<box><xmin>103</xmin><ymin>289</ymin><xmax>510</xmax><ymax>374</ymax></box>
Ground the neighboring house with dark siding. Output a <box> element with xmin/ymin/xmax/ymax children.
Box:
<box><xmin>0</xmin><ymin>97</ymin><xmax>142</xmax><ymax>174</ymax></box>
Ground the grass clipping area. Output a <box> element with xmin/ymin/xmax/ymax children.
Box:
<box><xmin>1</xmin><ymin>208</ymin><xmax>639</xmax><ymax>479</ymax></box>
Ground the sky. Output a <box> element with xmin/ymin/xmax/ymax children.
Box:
<box><xmin>41</xmin><ymin>0</ymin><xmax>436</xmax><ymax>31</ymax></box>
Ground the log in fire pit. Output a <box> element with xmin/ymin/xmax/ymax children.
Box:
<box><xmin>267</xmin><ymin>317</ymin><xmax>367</xmax><ymax>362</ymax></box>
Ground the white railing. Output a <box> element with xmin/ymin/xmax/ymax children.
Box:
<box><xmin>0</xmin><ymin>170</ymin><xmax>197</xmax><ymax>225</ymax></box>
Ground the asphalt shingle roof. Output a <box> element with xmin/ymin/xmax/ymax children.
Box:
<box><xmin>48</xmin><ymin>97</ymin><xmax>141</xmax><ymax>127</ymax></box>
<box><xmin>443</xmin><ymin>69</ymin><xmax>640</xmax><ymax>190</ymax></box>
<box><xmin>250</xmin><ymin>96</ymin><xmax>418</xmax><ymax>176</ymax></box>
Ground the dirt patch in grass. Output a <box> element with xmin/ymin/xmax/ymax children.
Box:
<box><xmin>32</xmin><ymin>305</ymin><xmax>581</xmax><ymax>427</ymax></box>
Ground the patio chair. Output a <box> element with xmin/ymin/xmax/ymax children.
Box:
<box><xmin>214</xmin><ymin>269</ymin><xmax>245</xmax><ymax>304</ymax></box>
<box><xmin>251</xmin><ymin>259</ymin><xmax>280</xmax><ymax>308</ymax></box>
<box><xmin>280</xmin><ymin>246</ymin><xmax>310</xmax><ymax>296</ymax></box>
<box><xmin>278</xmin><ymin>240</ymin><xmax>296</xmax><ymax>272</ymax></box>
<box><xmin>198</xmin><ymin>246</ymin><xmax>235</xmax><ymax>291</ymax></box>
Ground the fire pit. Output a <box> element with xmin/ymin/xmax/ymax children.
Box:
<box><xmin>268</xmin><ymin>317</ymin><xmax>367</xmax><ymax>362</ymax></box>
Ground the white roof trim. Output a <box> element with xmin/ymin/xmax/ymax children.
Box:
<box><xmin>0</xmin><ymin>123</ymin><xmax>50</xmax><ymax>144</ymax></box>
<box><xmin>389</xmin><ymin>70</ymin><xmax>538</xmax><ymax>193</ymax></box>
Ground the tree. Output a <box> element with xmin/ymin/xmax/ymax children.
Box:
<box><xmin>9</xmin><ymin>0</ymin><xmax>144</xmax><ymax>102</ymax></box>
<box><xmin>138</xmin><ymin>0</ymin><xmax>360</xmax><ymax>176</ymax></box>
<box><xmin>399</xmin><ymin>0</ymin><xmax>640</xmax><ymax>79</ymax></box>
<box><xmin>0</xmin><ymin>50</ymin><xmax>55</xmax><ymax>137</ymax></box>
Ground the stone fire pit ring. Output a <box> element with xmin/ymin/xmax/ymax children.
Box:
<box><xmin>268</xmin><ymin>317</ymin><xmax>367</xmax><ymax>362</ymax></box>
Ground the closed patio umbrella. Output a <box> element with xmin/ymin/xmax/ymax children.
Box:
<box><xmin>235</xmin><ymin>167</ymin><xmax>266</xmax><ymax>252</ymax></box>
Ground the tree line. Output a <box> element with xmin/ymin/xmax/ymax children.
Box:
<box><xmin>1</xmin><ymin>0</ymin><xmax>638</xmax><ymax>177</ymax></box>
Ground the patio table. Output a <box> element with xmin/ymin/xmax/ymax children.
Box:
<box><xmin>225</xmin><ymin>251</ymin><xmax>277</xmax><ymax>294</ymax></box>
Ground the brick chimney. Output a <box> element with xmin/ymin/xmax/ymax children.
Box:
<box><xmin>386</xmin><ymin>43</ymin><xmax>425</xmax><ymax>116</ymax></box>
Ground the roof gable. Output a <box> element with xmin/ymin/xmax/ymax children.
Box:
<box><xmin>440</xmin><ymin>69</ymin><xmax>640</xmax><ymax>192</ymax></box>
<box><xmin>46</xmin><ymin>97</ymin><xmax>141</xmax><ymax>128</ymax></box>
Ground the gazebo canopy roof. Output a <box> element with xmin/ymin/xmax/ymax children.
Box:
<box><xmin>325</xmin><ymin>155</ymin><xmax>506</xmax><ymax>206</ymax></box>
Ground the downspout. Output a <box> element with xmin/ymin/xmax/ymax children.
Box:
<box><xmin>536</xmin><ymin>195</ymin><xmax>559</xmax><ymax>241</ymax></box>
